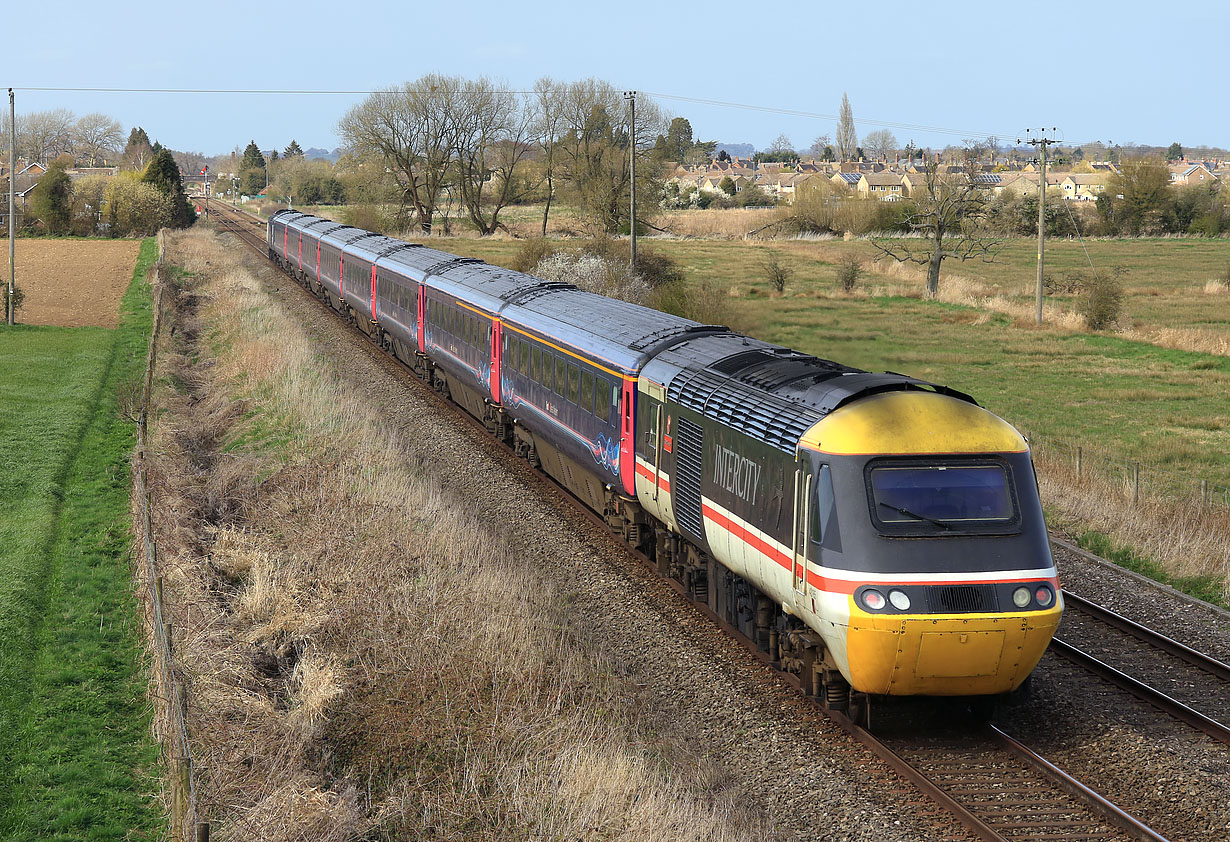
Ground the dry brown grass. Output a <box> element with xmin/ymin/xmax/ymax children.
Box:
<box><xmin>150</xmin><ymin>227</ymin><xmax>764</xmax><ymax>840</ymax></box>
<box><xmin>1034</xmin><ymin>448</ymin><xmax>1230</xmax><ymax>602</ymax></box>
<box><xmin>657</xmin><ymin>208</ymin><xmax>780</xmax><ymax>238</ymax></box>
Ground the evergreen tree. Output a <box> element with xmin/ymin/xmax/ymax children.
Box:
<box><xmin>142</xmin><ymin>148</ymin><xmax>195</xmax><ymax>228</ymax></box>
<box><xmin>284</xmin><ymin>139</ymin><xmax>304</xmax><ymax>157</ymax></box>
<box><xmin>240</xmin><ymin>140</ymin><xmax>267</xmax><ymax>195</ymax></box>
<box><xmin>1166</xmin><ymin>142</ymin><xmax>1183</xmax><ymax>161</ymax></box>
<box><xmin>123</xmin><ymin>126</ymin><xmax>154</xmax><ymax>170</ymax></box>
<box><xmin>29</xmin><ymin>163</ymin><xmax>72</xmax><ymax>234</ymax></box>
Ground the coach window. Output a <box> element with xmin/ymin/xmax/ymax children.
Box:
<box><xmin>594</xmin><ymin>377</ymin><xmax>610</xmax><ymax>423</ymax></box>
<box><xmin>567</xmin><ymin>363</ymin><xmax>580</xmax><ymax>404</ymax></box>
<box><xmin>530</xmin><ymin>346</ymin><xmax>541</xmax><ymax>383</ymax></box>
<box><xmin>549</xmin><ymin>355</ymin><xmax>561</xmax><ymax>395</ymax></box>
<box><xmin>580</xmin><ymin>370</ymin><xmax>595</xmax><ymax>415</ymax></box>
<box><xmin>520</xmin><ymin>340</ymin><xmax>530</xmax><ymax>376</ymax></box>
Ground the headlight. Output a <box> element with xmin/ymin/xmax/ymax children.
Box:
<box><xmin>1012</xmin><ymin>586</ymin><xmax>1032</xmax><ymax>608</ymax></box>
<box><xmin>862</xmin><ymin>589</ymin><xmax>886</xmax><ymax>610</ymax></box>
<box><xmin>1035</xmin><ymin>585</ymin><xmax>1054</xmax><ymax>607</ymax></box>
<box><xmin>888</xmin><ymin>589</ymin><xmax>911</xmax><ymax>610</ymax></box>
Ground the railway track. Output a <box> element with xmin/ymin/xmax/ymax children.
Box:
<box><xmin>204</xmin><ymin>203</ymin><xmax>1224</xmax><ymax>842</ymax></box>
<box><xmin>1052</xmin><ymin>591</ymin><xmax>1230</xmax><ymax>745</ymax></box>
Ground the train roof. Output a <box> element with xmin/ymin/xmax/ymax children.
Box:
<box><xmin>644</xmin><ymin>333</ymin><xmax>977</xmax><ymax>452</ymax></box>
<box><xmin>503</xmin><ymin>288</ymin><xmax>722</xmax><ymax>376</ymax></box>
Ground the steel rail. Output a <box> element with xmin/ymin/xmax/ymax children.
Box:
<box><xmin>205</xmin><ymin>205</ymin><xmax>1171</xmax><ymax>842</ymax></box>
<box><xmin>1061</xmin><ymin>590</ymin><xmax>1230</xmax><ymax>682</ymax></box>
<box><xmin>1048</xmin><ymin>638</ymin><xmax>1230</xmax><ymax>746</ymax></box>
<box><xmin>989</xmin><ymin>725</ymin><xmax>1172</xmax><ymax>842</ymax></box>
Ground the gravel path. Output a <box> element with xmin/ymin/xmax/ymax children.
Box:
<box><xmin>239</xmin><ymin>236</ymin><xmax>1229</xmax><ymax>842</ymax></box>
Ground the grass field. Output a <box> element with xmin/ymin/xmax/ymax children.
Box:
<box><xmin>0</xmin><ymin>240</ymin><xmax>161</xmax><ymax>839</ymax></box>
<box><xmin>394</xmin><ymin>235</ymin><xmax>1230</xmax><ymax>489</ymax></box>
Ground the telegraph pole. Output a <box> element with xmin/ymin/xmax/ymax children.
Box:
<box><xmin>8</xmin><ymin>88</ymin><xmax>15</xmax><ymax>327</ymax></box>
<box><xmin>624</xmin><ymin>90</ymin><xmax>637</xmax><ymax>266</ymax></box>
<box><xmin>1022</xmin><ymin>128</ymin><xmax>1058</xmax><ymax>325</ymax></box>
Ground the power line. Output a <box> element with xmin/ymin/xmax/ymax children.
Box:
<box><xmin>14</xmin><ymin>85</ymin><xmax>1016</xmax><ymax>142</ymax></box>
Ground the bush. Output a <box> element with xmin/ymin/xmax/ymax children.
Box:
<box><xmin>2</xmin><ymin>282</ymin><xmax>23</xmax><ymax>316</ymax></box>
<box><xmin>633</xmin><ymin>248</ymin><xmax>683</xmax><ymax>287</ymax></box>
<box><xmin>836</xmin><ymin>255</ymin><xmax>862</xmax><ymax>292</ymax></box>
<box><xmin>762</xmin><ymin>253</ymin><xmax>791</xmax><ymax>293</ymax></box>
<box><xmin>340</xmin><ymin>204</ymin><xmax>391</xmax><ymax>234</ymax></box>
<box><xmin>1078</xmin><ymin>268</ymin><xmax>1126</xmax><ymax>330</ymax></box>
<box><xmin>29</xmin><ymin>164</ymin><xmax>72</xmax><ymax>235</ymax></box>
<box><xmin>532</xmin><ymin>251</ymin><xmax>649</xmax><ymax>304</ymax></box>
<box><xmin>509</xmin><ymin>238</ymin><xmax>560</xmax><ymax>273</ymax></box>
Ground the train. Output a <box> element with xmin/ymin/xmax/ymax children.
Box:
<box><xmin>266</xmin><ymin>208</ymin><xmax>1063</xmax><ymax>720</ymax></box>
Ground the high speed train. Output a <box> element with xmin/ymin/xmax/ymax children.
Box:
<box><xmin>268</xmin><ymin>209</ymin><xmax>1062</xmax><ymax>718</ymax></box>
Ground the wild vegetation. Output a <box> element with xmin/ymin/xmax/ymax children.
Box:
<box><xmin>0</xmin><ymin>241</ymin><xmax>161</xmax><ymax>837</ymax></box>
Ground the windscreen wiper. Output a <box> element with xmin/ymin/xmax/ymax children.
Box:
<box><xmin>878</xmin><ymin>501</ymin><xmax>951</xmax><ymax>529</ymax></box>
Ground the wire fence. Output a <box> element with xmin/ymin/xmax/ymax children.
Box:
<box><xmin>134</xmin><ymin>232</ymin><xmax>209</xmax><ymax>842</ymax></box>
<box><xmin>1025</xmin><ymin>429</ymin><xmax>1230</xmax><ymax>510</ymax></box>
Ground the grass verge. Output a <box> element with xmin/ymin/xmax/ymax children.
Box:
<box><xmin>0</xmin><ymin>238</ymin><xmax>162</xmax><ymax>838</ymax></box>
<box><xmin>151</xmin><ymin>227</ymin><xmax>762</xmax><ymax>840</ymax></box>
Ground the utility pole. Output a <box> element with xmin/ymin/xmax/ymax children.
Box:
<box><xmin>1022</xmin><ymin>128</ymin><xmax>1057</xmax><ymax>325</ymax></box>
<box><xmin>624</xmin><ymin>90</ymin><xmax>637</xmax><ymax>266</ymax></box>
<box><xmin>8</xmin><ymin>88</ymin><xmax>15</xmax><ymax>327</ymax></box>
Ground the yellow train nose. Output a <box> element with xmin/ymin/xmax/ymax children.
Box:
<box><xmin>843</xmin><ymin>605</ymin><xmax>1063</xmax><ymax>695</ymax></box>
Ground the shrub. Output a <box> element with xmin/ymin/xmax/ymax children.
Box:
<box><xmin>106</xmin><ymin>179</ymin><xmax>174</xmax><ymax>237</ymax></box>
<box><xmin>510</xmin><ymin>238</ymin><xmax>560</xmax><ymax>273</ymax></box>
<box><xmin>532</xmin><ymin>251</ymin><xmax>649</xmax><ymax>304</ymax></box>
<box><xmin>29</xmin><ymin>164</ymin><xmax>72</xmax><ymax>235</ymax></box>
<box><xmin>633</xmin><ymin>248</ymin><xmax>683</xmax><ymax>287</ymax></box>
<box><xmin>1</xmin><ymin>282</ymin><xmax>23</xmax><ymax>316</ymax></box>
<box><xmin>762</xmin><ymin>253</ymin><xmax>791</xmax><ymax>293</ymax></box>
<box><xmin>836</xmin><ymin>255</ymin><xmax>862</xmax><ymax>292</ymax></box>
<box><xmin>1078</xmin><ymin>267</ymin><xmax>1126</xmax><ymax>330</ymax></box>
<box><xmin>340</xmin><ymin>204</ymin><xmax>391</xmax><ymax>234</ymax></box>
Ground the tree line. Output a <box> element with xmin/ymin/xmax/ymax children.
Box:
<box><xmin>1</xmin><ymin>109</ymin><xmax>125</xmax><ymax>166</ymax></box>
<box><xmin>336</xmin><ymin>75</ymin><xmax>668</xmax><ymax>235</ymax></box>
<box><xmin>24</xmin><ymin>126</ymin><xmax>194</xmax><ymax>236</ymax></box>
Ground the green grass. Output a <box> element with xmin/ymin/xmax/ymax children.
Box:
<box><xmin>1076</xmin><ymin>530</ymin><xmax>1227</xmax><ymax>607</ymax></box>
<box><xmin>0</xmin><ymin>239</ymin><xmax>162</xmax><ymax>839</ymax></box>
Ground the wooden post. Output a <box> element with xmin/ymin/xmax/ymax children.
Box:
<box><xmin>1076</xmin><ymin>446</ymin><xmax>1083</xmax><ymax>479</ymax></box>
<box><xmin>1132</xmin><ymin>462</ymin><xmax>1140</xmax><ymax>504</ymax></box>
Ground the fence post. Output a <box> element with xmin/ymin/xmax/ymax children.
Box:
<box><xmin>1132</xmin><ymin>462</ymin><xmax>1140</xmax><ymax>504</ymax></box>
<box><xmin>1076</xmin><ymin>446</ymin><xmax>1083</xmax><ymax>480</ymax></box>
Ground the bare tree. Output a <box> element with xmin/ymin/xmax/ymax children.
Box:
<box><xmin>73</xmin><ymin>113</ymin><xmax>124</xmax><ymax>165</ymax></box>
<box><xmin>555</xmin><ymin>79</ymin><xmax>664</xmax><ymax>232</ymax></box>
<box><xmin>531</xmin><ymin>77</ymin><xmax>567</xmax><ymax>236</ymax></box>
<box><xmin>451</xmin><ymin>78</ymin><xmax>535</xmax><ymax>235</ymax></box>
<box><xmin>807</xmin><ymin>134</ymin><xmax>831</xmax><ymax>158</ymax></box>
<box><xmin>19</xmin><ymin>108</ymin><xmax>75</xmax><ymax>162</ymax></box>
<box><xmin>862</xmin><ymin>129</ymin><xmax>898</xmax><ymax>161</ymax></box>
<box><xmin>872</xmin><ymin>151</ymin><xmax>1000</xmax><ymax>295</ymax></box>
<box><xmin>835</xmin><ymin>93</ymin><xmax>857</xmax><ymax>162</ymax></box>
<box><xmin>339</xmin><ymin>74</ymin><xmax>458</xmax><ymax>233</ymax></box>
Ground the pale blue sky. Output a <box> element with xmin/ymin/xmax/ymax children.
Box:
<box><xmin>8</xmin><ymin>0</ymin><xmax>1217</xmax><ymax>157</ymax></box>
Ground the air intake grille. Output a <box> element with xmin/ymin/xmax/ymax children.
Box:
<box><xmin>673</xmin><ymin>417</ymin><xmax>705</xmax><ymax>541</ymax></box>
<box><xmin>927</xmin><ymin>584</ymin><xmax>998</xmax><ymax>614</ymax></box>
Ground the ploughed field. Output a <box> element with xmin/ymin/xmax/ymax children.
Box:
<box><xmin>8</xmin><ymin>238</ymin><xmax>141</xmax><ymax>327</ymax></box>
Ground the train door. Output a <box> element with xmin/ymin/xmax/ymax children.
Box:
<box><xmin>792</xmin><ymin>453</ymin><xmax>814</xmax><ymax>596</ymax></box>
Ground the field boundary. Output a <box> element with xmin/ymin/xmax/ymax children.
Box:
<box><xmin>133</xmin><ymin>231</ymin><xmax>206</xmax><ymax>842</ymax></box>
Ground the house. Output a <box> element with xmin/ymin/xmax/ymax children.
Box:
<box><xmin>830</xmin><ymin>171</ymin><xmax>862</xmax><ymax>191</ymax></box>
<box><xmin>1059</xmin><ymin>173</ymin><xmax>1107</xmax><ymax>200</ymax></box>
<box><xmin>857</xmin><ymin>171</ymin><xmax>906</xmax><ymax>199</ymax></box>
<box><xmin>1171</xmin><ymin>163</ymin><xmax>1217</xmax><ymax>186</ymax></box>
<box><xmin>698</xmin><ymin>172</ymin><xmax>749</xmax><ymax>194</ymax></box>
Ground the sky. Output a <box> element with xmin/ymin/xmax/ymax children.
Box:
<box><xmin>7</xmin><ymin>0</ymin><xmax>1221</xmax><ymax>159</ymax></box>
